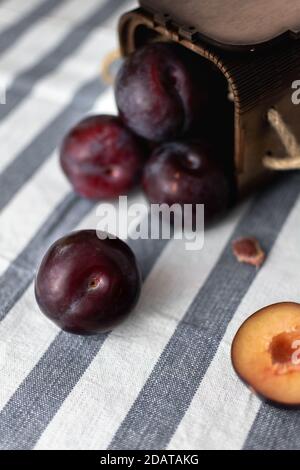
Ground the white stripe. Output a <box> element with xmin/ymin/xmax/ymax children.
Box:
<box><xmin>0</xmin><ymin>86</ymin><xmax>121</xmax><ymax>260</ymax></box>
<box><xmin>93</xmin><ymin>88</ymin><xmax>118</xmax><ymax>115</ymax></box>
<box><xmin>0</xmin><ymin>0</ymin><xmax>42</xmax><ymax>30</ymax></box>
<box><xmin>168</xmin><ymin>194</ymin><xmax>300</xmax><ymax>450</ymax></box>
<box><xmin>0</xmin><ymin>5</ymin><xmax>122</xmax><ymax>267</ymax></box>
<box><xmin>0</xmin><ymin>87</ymin><xmax>115</xmax><ymax>276</ymax></box>
<box><xmin>0</xmin><ymin>191</ymin><xmax>146</xmax><ymax>412</ymax></box>
<box><xmin>102</xmin><ymin>1</ymin><xmax>137</xmax><ymax>31</ymax></box>
<box><xmin>0</xmin><ymin>156</ymin><xmax>67</xmax><ymax>273</ymax></box>
<box><xmin>0</xmin><ymin>0</ymin><xmax>104</xmax><ymax>84</ymax></box>
<box><xmin>0</xmin><ymin>25</ymin><xmax>117</xmax><ymax>174</ymax></box>
<box><xmin>34</xmin><ymin>203</ymin><xmax>247</xmax><ymax>450</ymax></box>
<box><xmin>31</xmin><ymin>28</ymin><xmax>116</xmax><ymax>105</ymax></box>
<box><xmin>0</xmin><ymin>97</ymin><xmax>57</xmax><ymax>174</ymax></box>
<box><xmin>3</xmin><ymin>0</ymin><xmax>44</xmax><ymax>12</ymax></box>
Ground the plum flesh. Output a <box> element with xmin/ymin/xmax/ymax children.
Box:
<box><xmin>231</xmin><ymin>302</ymin><xmax>300</xmax><ymax>406</ymax></box>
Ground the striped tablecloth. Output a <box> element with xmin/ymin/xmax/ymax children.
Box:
<box><xmin>0</xmin><ymin>0</ymin><xmax>300</xmax><ymax>451</ymax></box>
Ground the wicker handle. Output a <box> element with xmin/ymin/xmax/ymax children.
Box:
<box><xmin>263</xmin><ymin>108</ymin><xmax>300</xmax><ymax>170</ymax></box>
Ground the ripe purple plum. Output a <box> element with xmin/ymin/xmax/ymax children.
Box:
<box><xmin>142</xmin><ymin>141</ymin><xmax>230</xmax><ymax>222</ymax></box>
<box><xmin>115</xmin><ymin>42</ymin><xmax>208</xmax><ymax>142</ymax></box>
<box><xmin>35</xmin><ymin>230</ymin><xmax>141</xmax><ymax>335</ymax></box>
<box><xmin>60</xmin><ymin>115</ymin><xmax>144</xmax><ymax>199</ymax></box>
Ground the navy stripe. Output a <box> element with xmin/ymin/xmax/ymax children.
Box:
<box><xmin>0</xmin><ymin>0</ymin><xmax>62</xmax><ymax>56</ymax></box>
<box><xmin>244</xmin><ymin>400</ymin><xmax>300</xmax><ymax>450</ymax></box>
<box><xmin>0</xmin><ymin>0</ymin><xmax>128</xmax><ymax>213</ymax></box>
<box><xmin>0</xmin><ymin>77</ymin><xmax>103</xmax><ymax>213</ymax></box>
<box><xmin>109</xmin><ymin>173</ymin><xmax>300</xmax><ymax>450</ymax></box>
<box><xmin>0</xmin><ymin>217</ymin><xmax>169</xmax><ymax>450</ymax></box>
<box><xmin>0</xmin><ymin>0</ymin><xmax>128</xmax><ymax>123</ymax></box>
<box><xmin>0</xmin><ymin>193</ymin><xmax>94</xmax><ymax>322</ymax></box>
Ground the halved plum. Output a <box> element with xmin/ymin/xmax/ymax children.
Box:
<box><xmin>231</xmin><ymin>302</ymin><xmax>300</xmax><ymax>406</ymax></box>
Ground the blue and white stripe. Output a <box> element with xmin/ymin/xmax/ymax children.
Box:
<box><xmin>0</xmin><ymin>0</ymin><xmax>299</xmax><ymax>450</ymax></box>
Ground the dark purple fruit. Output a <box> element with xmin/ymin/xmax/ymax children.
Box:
<box><xmin>142</xmin><ymin>141</ymin><xmax>230</xmax><ymax>222</ymax></box>
<box><xmin>60</xmin><ymin>115</ymin><xmax>144</xmax><ymax>199</ymax></box>
<box><xmin>115</xmin><ymin>42</ymin><xmax>208</xmax><ymax>142</ymax></box>
<box><xmin>35</xmin><ymin>230</ymin><xmax>141</xmax><ymax>335</ymax></box>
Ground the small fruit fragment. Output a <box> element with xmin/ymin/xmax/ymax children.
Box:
<box><xmin>115</xmin><ymin>42</ymin><xmax>208</xmax><ymax>142</ymax></box>
<box><xmin>60</xmin><ymin>115</ymin><xmax>144</xmax><ymax>199</ymax></box>
<box><xmin>231</xmin><ymin>302</ymin><xmax>300</xmax><ymax>406</ymax></box>
<box><xmin>142</xmin><ymin>141</ymin><xmax>230</xmax><ymax>222</ymax></box>
<box><xmin>35</xmin><ymin>230</ymin><xmax>141</xmax><ymax>335</ymax></box>
<box><xmin>232</xmin><ymin>237</ymin><xmax>265</xmax><ymax>268</ymax></box>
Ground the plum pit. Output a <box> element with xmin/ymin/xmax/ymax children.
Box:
<box><xmin>270</xmin><ymin>330</ymin><xmax>300</xmax><ymax>365</ymax></box>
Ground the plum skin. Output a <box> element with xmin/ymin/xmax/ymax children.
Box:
<box><xmin>35</xmin><ymin>230</ymin><xmax>142</xmax><ymax>335</ymax></box>
<box><xmin>115</xmin><ymin>42</ymin><xmax>207</xmax><ymax>142</ymax></box>
<box><xmin>142</xmin><ymin>141</ymin><xmax>230</xmax><ymax>222</ymax></box>
<box><xmin>60</xmin><ymin>115</ymin><xmax>144</xmax><ymax>199</ymax></box>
